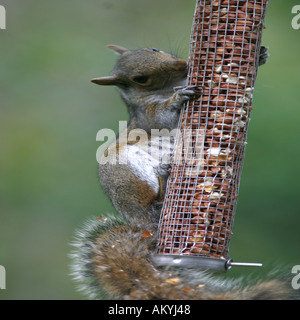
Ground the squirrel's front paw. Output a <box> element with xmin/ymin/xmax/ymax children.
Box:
<box><xmin>170</xmin><ymin>85</ymin><xmax>202</xmax><ymax>111</ymax></box>
<box><xmin>157</xmin><ymin>162</ymin><xmax>171</xmax><ymax>177</ymax></box>
<box><xmin>174</xmin><ymin>85</ymin><xmax>202</xmax><ymax>101</ymax></box>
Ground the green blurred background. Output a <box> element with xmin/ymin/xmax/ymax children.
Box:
<box><xmin>0</xmin><ymin>0</ymin><xmax>299</xmax><ymax>299</ymax></box>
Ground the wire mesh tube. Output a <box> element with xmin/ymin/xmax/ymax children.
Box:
<box><xmin>153</xmin><ymin>0</ymin><xmax>269</xmax><ymax>271</ymax></box>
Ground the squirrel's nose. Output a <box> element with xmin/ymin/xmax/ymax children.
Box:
<box><xmin>172</xmin><ymin>59</ymin><xmax>187</xmax><ymax>71</ymax></box>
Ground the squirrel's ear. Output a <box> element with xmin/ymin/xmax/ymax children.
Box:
<box><xmin>106</xmin><ymin>44</ymin><xmax>129</xmax><ymax>55</ymax></box>
<box><xmin>91</xmin><ymin>76</ymin><xmax>118</xmax><ymax>86</ymax></box>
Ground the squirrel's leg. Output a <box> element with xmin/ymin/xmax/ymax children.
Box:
<box><xmin>99</xmin><ymin>161</ymin><xmax>164</xmax><ymax>230</ymax></box>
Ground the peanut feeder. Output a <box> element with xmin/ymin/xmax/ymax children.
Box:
<box><xmin>152</xmin><ymin>0</ymin><xmax>269</xmax><ymax>271</ymax></box>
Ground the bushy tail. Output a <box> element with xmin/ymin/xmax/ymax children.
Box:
<box><xmin>70</xmin><ymin>214</ymin><xmax>297</xmax><ymax>300</ymax></box>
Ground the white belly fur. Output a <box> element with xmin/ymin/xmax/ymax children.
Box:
<box><xmin>123</xmin><ymin>136</ymin><xmax>173</xmax><ymax>194</ymax></box>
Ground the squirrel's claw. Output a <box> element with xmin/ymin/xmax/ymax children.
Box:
<box><xmin>258</xmin><ymin>46</ymin><xmax>269</xmax><ymax>66</ymax></box>
<box><xmin>174</xmin><ymin>85</ymin><xmax>202</xmax><ymax>101</ymax></box>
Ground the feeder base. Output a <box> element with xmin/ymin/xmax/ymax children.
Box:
<box><xmin>151</xmin><ymin>255</ymin><xmax>228</xmax><ymax>272</ymax></box>
<box><xmin>151</xmin><ymin>255</ymin><xmax>263</xmax><ymax>272</ymax></box>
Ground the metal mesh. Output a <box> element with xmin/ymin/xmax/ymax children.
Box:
<box><xmin>155</xmin><ymin>0</ymin><xmax>269</xmax><ymax>263</ymax></box>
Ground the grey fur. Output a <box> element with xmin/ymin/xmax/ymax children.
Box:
<box><xmin>70</xmin><ymin>215</ymin><xmax>296</xmax><ymax>300</ymax></box>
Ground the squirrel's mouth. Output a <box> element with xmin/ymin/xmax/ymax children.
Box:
<box><xmin>181</xmin><ymin>63</ymin><xmax>189</xmax><ymax>79</ymax></box>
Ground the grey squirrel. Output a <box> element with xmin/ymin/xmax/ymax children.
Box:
<box><xmin>92</xmin><ymin>45</ymin><xmax>202</xmax><ymax>230</ymax></box>
<box><xmin>70</xmin><ymin>45</ymin><xmax>296</xmax><ymax>300</ymax></box>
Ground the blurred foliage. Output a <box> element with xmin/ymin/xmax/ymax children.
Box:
<box><xmin>0</xmin><ymin>0</ymin><xmax>299</xmax><ymax>299</ymax></box>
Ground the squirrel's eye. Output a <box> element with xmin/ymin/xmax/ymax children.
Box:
<box><xmin>132</xmin><ymin>76</ymin><xmax>149</xmax><ymax>84</ymax></box>
<box><xmin>150</xmin><ymin>48</ymin><xmax>159</xmax><ymax>52</ymax></box>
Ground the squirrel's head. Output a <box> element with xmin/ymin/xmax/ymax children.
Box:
<box><xmin>91</xmin><ymin>45</ymin><xmax>188</xmax><ymax>91</ymax></box>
